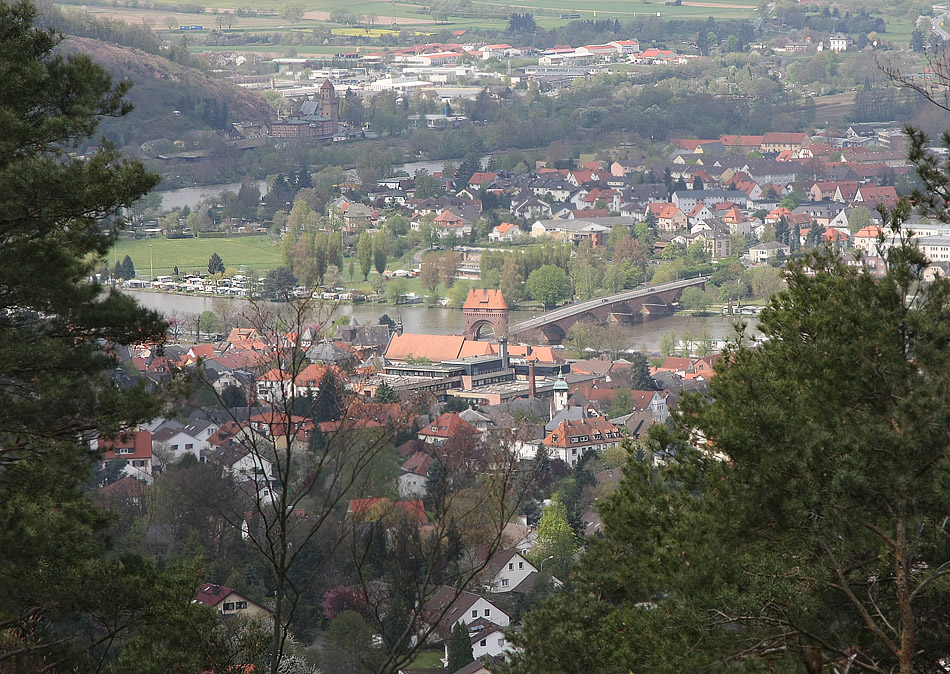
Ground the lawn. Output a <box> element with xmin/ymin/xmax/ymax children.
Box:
<box><xmin>112</xmin><ymin>236</ymin><xmax>283</xmax><ymax>279</ymax></box>
<box><xmin>402</xmin><ymin>650</ymin><xmax>444</xmax><ymax>669</ymax></box>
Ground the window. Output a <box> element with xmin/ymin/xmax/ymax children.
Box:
<box><xmin>484</xmin><ymin>609</ymin><xmax>490</xmax><ymax>617</ymax></box>
<box><xmin>235</xmin><ymin>601</ymin><xmax>247</xmax><ymax>609</ymax></box>
<box><xmin>223</xmin><ymin>602</ymin><xmax>235</xmax><ymax>611</ymax></box>
<box><xmin>185</xmin><ymin>443</ymin><xmax>194</xmax><ymax>450</ymax></box>
<box><xmin>518</xmin><ymin>561</ymin><xmax>524</xmax><ymax>569</ymax></box>
<box><xmin>498</xmin><ymin>638</ymin><xmax>504</xmax><ymax>646</ymax></box>
<box><xmin>508</xmin><ymin>563</ymin><xmax>514</xmax><ymax>570</ymax></box>
<box><xmin>472</xmin><ymin>609</ymin><xmax>478</xmax><ymax>618</ymax></box>
<box><xmin>480</xmin><ymin>639</ymin><xmax>487</xmax><ymax>647</ymax></box>
<box><xmin>501</xmin><ymin>579</ymin><xmax>509</xmax><ymax>587</ymax></box>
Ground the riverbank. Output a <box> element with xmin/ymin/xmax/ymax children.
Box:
<box><xmin>124</xmin><ymin>288</ymin><xmax>757</xmax><ymax>354</ymax></box>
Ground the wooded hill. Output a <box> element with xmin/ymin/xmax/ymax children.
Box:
<box><xmin>59</xmin><ymin>36</ymin><xmax>273</xmax><ymax>150</ymax></box>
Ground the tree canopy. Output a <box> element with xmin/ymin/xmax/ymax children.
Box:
<box><xmin>525</xmin><ymin>264</ymin><xmax>571</xmax><ymax>308</ymax></box>
<box><xmin>0</xmin><ymin>2</ymin><xmax>217</xmax><ymax>669</ymax></box>
<box><xmin>512</xmin><ymin>232</ymin><xmax>950</xmax><ymax>674</ymax></box>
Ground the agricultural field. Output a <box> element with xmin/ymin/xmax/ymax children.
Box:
<box><xmin>59</xmin><ymin>0</ymin><xmax>759</xmax><ymax>37</ymax></box>
<box><xmin>112</xmin><ymin>236</ymin><xmax>283</xmax><ymax>279</ymax></box>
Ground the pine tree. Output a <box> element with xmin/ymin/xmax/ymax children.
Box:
<box><xmin>511</xmin><ymin>234</ymin><xmax>950</xmax><ymax>674</ymax></box>
<box><xmin>0</xmin><ymin>2</ymin><xmax>209</xmax><ymax>669</ymax></box>
<box><xmin>373</xmin><ymin>381</ymin><xmax>399</xmax><ymax>403</ymax></box>
<box><xmin>446</xmin><ymin>621</ymin><xmax>475</xmax><ymax>673</ymax></box>
<box><xmin>208</xmin><ymin>251</ymin><xmax>225</xmax><ymax>275</ymax></box>
<box><xmin>118</xmin><ymin>254</ymin><xmax>136</xmax><ymax>279</ymax></box>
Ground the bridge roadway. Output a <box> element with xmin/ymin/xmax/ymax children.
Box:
<box><xmin>509</xmin><ymin>277</ymin><xmax>706</xmax><ymax>335</ymax></box>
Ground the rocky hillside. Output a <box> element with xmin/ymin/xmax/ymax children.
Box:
<box><xmin>60</xmin><ymin>37</ymin><xmax>274</xmax><ymax>150</ymax></box>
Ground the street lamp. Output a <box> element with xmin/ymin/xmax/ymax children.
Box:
<box><xmin>538</xmin><ymin>555</ymin><xmax>554</xmax><ymax>572</ymax></box>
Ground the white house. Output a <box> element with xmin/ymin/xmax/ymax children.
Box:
<box><xmin>204</xmin><ymin>446</ymin><xmax>273</xmax><ymax>483</ymax></box>
<box><xmin>398</xmin><ymin>451</ymin><xmax>431</xmax><ymax>499</ymax></box>
<box><xmin>480</xmin><ymin>549</ymin><xmax>538</xmax><ymax>593</ymax></box>
<box><xmin>425</xmin><ymin>587</ymin><xmax>511</xmax><ymax>635</ymax></box>
<box><xmin>488</xmin><ymin>222</ymin><xmax>525</xmax><ymax>243</ymax></box>
<box><xmin>443</xmin><ymin>619</ymin><xmax>510</xmax><ymax>665</ymax></box>
<box><xmin>151</xmin><ymin>426</ymin><xmax>206</xmax><ymax>463</ymax></box>
<box><xmin>748</xmin><ymin>241</ymin><xmax>790</xmax><ymax>264</ymax></box>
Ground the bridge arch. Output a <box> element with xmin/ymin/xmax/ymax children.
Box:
<box><xmin>469</xmin><ymin>320</ymin><xmax>497</xmax><ymax>341</ymax></box>
<box><xmin>540</xmin><ymin>323</ymin><xmax>566</xmax><ymax>345</ymax></box>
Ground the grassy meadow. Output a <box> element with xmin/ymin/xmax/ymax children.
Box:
<box><xmin>112</xmin><ymin>236</ymin><xmax>283</xmax><ymax>279</ymax></box>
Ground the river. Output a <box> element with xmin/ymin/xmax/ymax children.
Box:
<box><xmin>124</xmin><ymin>290</ymin><xmax>755</xmax><ymax>354</ymax></box>
<box><xmin>155</xmin><ymin>180</ymin><xmax>269</xmax><ymax>211</ymax></box>
<box><xmin>153</xmin><ymin>155</ymin><xmax>490</xmax><ymax>211</ymax></box>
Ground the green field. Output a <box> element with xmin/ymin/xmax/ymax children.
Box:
<box><xmin>113</xmin><ymin>236</ymin><xmax>283</xmax><ymax>279</ymax></box>
<box><xmin>402</xmin><ymin>650</ymin><xmax>444</xmax><ymax>669</ymax></box>
<box><xmin>64</xmin><ymin>0</ymin><xmax>759</xmax><ymax>38</ymax></box>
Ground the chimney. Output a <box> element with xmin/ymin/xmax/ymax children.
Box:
<box><xmin>499</xmin><ymin>337</ymin><xmax>509</xmax><ymax>370</ymax></box>
<box><xmin>528</xmin><ymin>359</ymin><xmax>536</xmax><ymax>398</ymax></box>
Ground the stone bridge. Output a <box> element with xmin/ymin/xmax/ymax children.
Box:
<box><xmin>510</xmin><ymin>277</ymin><xmax>706</xmax><ymax>344</ymax></box>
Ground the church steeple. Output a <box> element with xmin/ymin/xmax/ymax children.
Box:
<box><xmin>553</xmin><ymin>372</ymin><xmax>568</xmax><ymax>412</ymax></box>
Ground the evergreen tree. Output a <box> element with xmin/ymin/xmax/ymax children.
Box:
<box><xmin>0</xmin><ymin>2</ymin><xmax>214</xmax><ymax>669</ymax></box>
<box><xmin>446</xmin><ymin>621</ymin><xmax>475</xmax><ymax>673</ymax></box>
<box><xmin>373</xmin><ymin>381</ymin><xmax>399</xmax><ymax>403</ymax></box>
<box><xmin>208</xmin><ymin>251</ymin><xmax>225</xmax><ymax>275</ymax></box>
<box><xmin>312</xmin><ymin>370</ymin><xmax>344</xmax><ymax>423</ymax></box>
<box><xmin>511</xmin><ymin>232</ymin><xmax>950</xmax><ymax>674</ymax></box>
<box><xmin>628</xmin><ymin>352</ymin><xmax>655</xmax><ymax>391</ymax></box>
<box><xmin>454</xmin><ymin>154</ymin><xmax>481</xmax><ymax>189</ymax></box>
<box><xmin>118</xmin><ymin>254</ymin><xmax>136</xmax><ymax>279</ymax></box>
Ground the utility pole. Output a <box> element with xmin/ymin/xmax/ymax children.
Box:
<box><xmin>149</xmin><ymin>243</ymin><xmax>153</xmax><ymax>281</ymax></box>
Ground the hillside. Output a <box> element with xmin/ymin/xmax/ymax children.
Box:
<box><xmin>59</xmin><ymin>37</ymin><xmax>274</xmax><ymax>150</ymax></box>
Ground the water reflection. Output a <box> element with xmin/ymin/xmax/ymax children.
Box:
<box><xmin>124</xmin><ymin>290</ymin><xmax>756</xmax><ymax>354</ymax></box>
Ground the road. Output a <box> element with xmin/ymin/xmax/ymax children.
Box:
<box><xmin>932</xmin><ymin>12</ymin><xmax>950</xmax><ymax>41</ymax></box>
<box><xmin>510</xmin><ymin>277</ymin><xmax>706</xmax><ymax>334</ymax></box>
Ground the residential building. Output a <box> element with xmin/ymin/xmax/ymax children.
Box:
<box><xmin>193</xmin><ymin>583</ymin><xmax>271</xmax><ymax>618</ymax></box>
<box><xmin>98</xmin><ymin>430</ymin><xmax>153</xmax><ymax>478</ymax></box>
<box><xmin>748</xmin><ymin>241</ymin><xmax>790</xmax><ymax>263</ymax></box>
<box><xmin>488</xmin><ymin>222</ymin><xmax>525</xmax><ymax>242</ymax></box>
<box><xmin>542</xmin><ymin>417</ymin><xmax>622</xmax><ymax>468</ymax></box>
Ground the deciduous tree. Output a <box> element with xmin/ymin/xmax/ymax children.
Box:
<box><xmin>525</xmin><ymin>264</ymin><xmax>571</xmax><ymax>308</ymax></box>
<box><xmin>357</xmin><ymin>231</ymin><xmax>373</xmax><ymax>281</ymax></box>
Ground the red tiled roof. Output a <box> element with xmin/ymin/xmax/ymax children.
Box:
<box><xmin>193</xmin><ymin>583</ymin><xmax>233</xmax><ymax>608</ymax></box>
<box><xmin>463</xmin><ymin>288</ymin><xmax>508</xmax><ymax>311</ymax></box>
<box><xmin>542</xmin><ymin>417</ymin><xmax>621</xmax><ymax>449</ymax></box>
<box><xmin>386</xmin><ymin>333</ymin><xmax>467</xmax><ymax>362</ymax></box>
<box><xmin>402</xmin><ymin>450</ymin><xmax>433</xmax><ymax>476</ymax></box>
<box><xmin>419</xmin><ymin>412</ymin><xmax>479</xmax><ymax>440</ymax></box>
<box><xmin>99</xmin><ymin>430</ymin><xmax>152</xmax><ymax>460</ymax></box>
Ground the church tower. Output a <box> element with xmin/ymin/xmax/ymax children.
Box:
<box><xmin>553</xmin><ymin>373</ymin><xmax>569</xmax><ymax>412</ymax></box>
<box><xmin>318</xmin><ymin>79</ymin><xmax>339</xmax><ymax>124</ymax></box>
